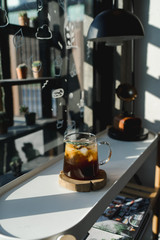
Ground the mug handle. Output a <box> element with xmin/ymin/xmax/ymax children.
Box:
<box><xmin>98</xmin><ymin>141</ymin><xmax>112</xmax><ymax>166</ymax></box>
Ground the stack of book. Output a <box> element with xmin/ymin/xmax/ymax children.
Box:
<box><xmin>85</xmin><ymin>195</ymin><xmax>152</xmax><ymax>240</ymax></box>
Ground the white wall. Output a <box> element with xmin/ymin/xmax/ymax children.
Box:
<box><xmin>134</xmin><ymin>0</ymin><xmax>160</xmax><ymax>186</ymax></box>
<box><xmin>135</xmin><ymin>0</ymin><xmax>160</xmax><ymax>133</ymax></box>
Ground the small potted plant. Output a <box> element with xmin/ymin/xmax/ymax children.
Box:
<box><xmin>9</xmin><ymin>155</ymin><xmax>22</xmax><ymax>177</ymax></box>
<box><xmin>20</xmin><ymin>105</ymin><xmax>36</xmax><ymax>126</ymax></box>
<box><xmin>16</xmin><ymin>63</ymin><xmax>28</xmax><ymax>79</ymax></box>
<box><xmin>32</xmin><ymin>60</ymin><xmax>43</xmax><ymax>79</ymax></box>
<box><xmin>0</xmin><ymin>111</ymin><xmax>9</xmax><ymax>134</ymax></box>
<box><xmin>18</xmin><ymin>11</ymin><xmax>29</xmax><ymax>26</ymax></box>
<box><xmin>29</xmin><ymin>17</ymin><xmax>38</xmax><ymax>28</ymax></box>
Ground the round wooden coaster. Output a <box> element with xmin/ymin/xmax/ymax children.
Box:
<box><xmin>59</xmin><ymin>169</ymin><xmax>107</xmax><ymax>192</ymax></box>
<box><xmin>57</xmin><ymin>235</ymin><xmax>76</xmax><ymax>240</ymax></box>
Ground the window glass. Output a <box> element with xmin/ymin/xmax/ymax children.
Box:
<box><xmin>0</xmin><ymin>0</ymin><xmax>94</xmax><ymax>186</ymax></box>
<box><xmin>7</xmin><ymin>0</ymin><xmax>37</xmax><ymax>25</ymax></box>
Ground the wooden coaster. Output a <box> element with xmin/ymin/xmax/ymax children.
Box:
<box><xmin>59</xmin><ymin>169</ymin><xmax>107</xmax><ymax>192</ymax></box>
<box><xmin>57</xmin><ymin>235</ymin><xmax>76</xmax><ymax>240</ymax></box>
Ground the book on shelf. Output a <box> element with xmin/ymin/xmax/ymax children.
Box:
<box><xmin>85</xmin><ymin>195</ymin><xmax>152</xmax><ymax>240</ymax></box>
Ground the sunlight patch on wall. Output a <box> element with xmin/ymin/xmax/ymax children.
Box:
<box><xmin>84</xmin><ymin>106</ymin><xmax>93</xmax><ymax>128</ymax></box>
<box><xmin>116</xmin><ymin>45</ymin><xmax>122</xmax><ymax>56</ymax></box>
<box><xmin>84</xmin><ymin>62</ymin><xmax>93</xmax><ymax>89</ymax></box>
<box><xmin>145</xmin><ymin>91</ymin><xmax>160</xmax><ymax>123</ymax></box>
<box><xmin>147</xmin><ymin>43</ymin><xmax>160</xmax><ymax>80</ymax></box>
<box><xmin>114</xmin><ymin>79</ymin><xmax>121</xmax><ymax>110</ymax></box>
<box><xmin>149</xmin><ymin>0</ymin><xmax>160</xmax><ymax>29</ymax></box>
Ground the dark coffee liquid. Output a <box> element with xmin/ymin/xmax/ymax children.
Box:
<box><xmin>63</xmin><ymin>142</ymin><xmax>99</xmax><ymax>180</ymax></box>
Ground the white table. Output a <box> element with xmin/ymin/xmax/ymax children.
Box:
<box><xmin>0</xmin><ymin>130</ymin><xmax>158</xmax><ymax>240</ymax></box>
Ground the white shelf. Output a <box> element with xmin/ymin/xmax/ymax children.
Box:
<box><xmin>0</xmin><ymin>130</ymin><xmax>158</xmax><ymax>240</ymax></box>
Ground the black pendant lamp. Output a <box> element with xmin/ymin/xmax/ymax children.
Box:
<box><xmin>87</xmin><ymin>2</ymin><xmax>144</xmax><ymax>45</ymax></box>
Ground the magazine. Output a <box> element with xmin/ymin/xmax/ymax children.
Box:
<box><xmin>86</xmin><ymin>227</ymin><xmax>127</xmax><ymax>240</ymax></box>
<box><xmin>86</xmin><ymin>195</ymin><xmax>151</xmax><ymax>240</ymax></box>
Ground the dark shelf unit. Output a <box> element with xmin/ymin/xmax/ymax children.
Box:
<box><xmin>0</xmin><ymin>76</ymin><xmax>65</xmax><ymax>86</ymax></box>
<box><xmin>0</xmin><ymin>118</ymin><xmax>57</xmax><ymax>143</ymax></box>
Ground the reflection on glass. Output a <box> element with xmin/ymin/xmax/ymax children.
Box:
<box><xmin>0</xmin><ymin>0</ymin><xmax>94</xmax><ymax>187</ymax></box>
<box><xmin>35</xmin><ymin>24</ymin><xmax>52</xmax><ymax>40</ymax></box>
<box><xmin>13</xmin><ymin>28</ymin><xmax>24</xmax><ymax>48</ymax></box>
<box><xmin>64</xmin><ymin>21</ymin><xmax>77</xmax><ymax>49</ymax></box>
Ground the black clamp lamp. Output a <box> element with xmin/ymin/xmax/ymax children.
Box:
<box><xmin>87</xmin><ymin>1</ymin><xmax>148</xmax><ymax>140</ymax></box>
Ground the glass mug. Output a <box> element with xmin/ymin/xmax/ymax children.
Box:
<box><xmin>63</xmin><ymin>132</ymin><xmax>112</xmax><ymax>180</ymax></box>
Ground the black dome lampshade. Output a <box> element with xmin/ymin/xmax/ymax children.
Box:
<box><xmin>87</xmin><ymin>8</ymin><xmax>144</xmax><ymax>45</ymax></box>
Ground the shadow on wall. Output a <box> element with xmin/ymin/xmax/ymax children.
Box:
<box><xmin>22</xmin><ymin>142</ymin><xmax>40</xmax><ymax>161</ymax></box>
